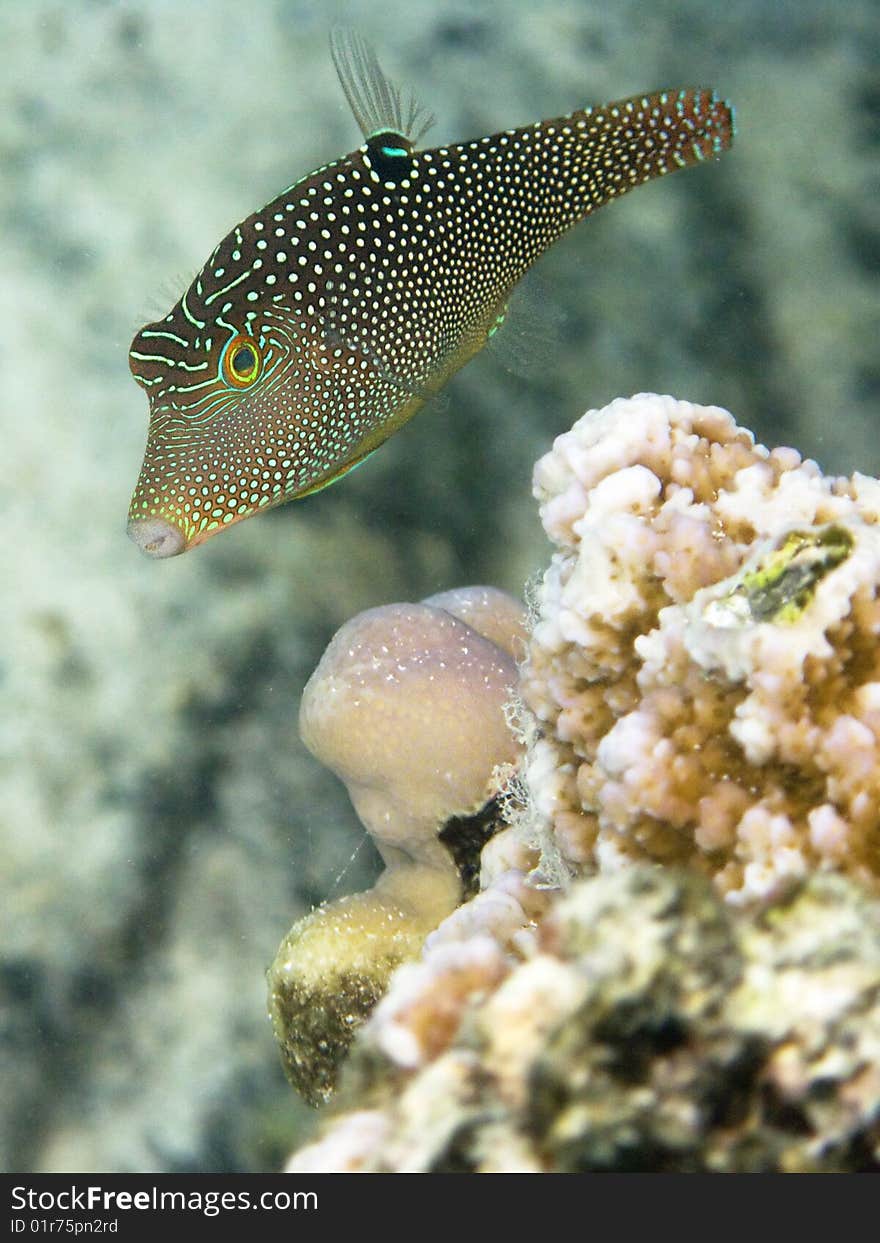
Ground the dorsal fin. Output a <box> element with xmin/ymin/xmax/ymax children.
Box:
<box><xmin>330</xmin><ymin>27</ymin><xmax>435</xmax><ymax>147</ymax></box>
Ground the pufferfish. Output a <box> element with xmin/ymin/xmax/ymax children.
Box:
<box><xmin>127</xmin><ymin>31</ymin><xmax>734</xmax><ymax>557</ymax></box>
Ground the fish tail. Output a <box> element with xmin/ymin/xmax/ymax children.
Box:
<box><xmin>636</xmin><ymin>87</ymin><xmax>735</xmax><ymax>172</ymax></box>
<box><xmin>565</xmin><ymin>87</ymin><xmax>735</xmax><ymax>203</ymax></box>
<box><xmin>460</xmin><ymin>87</ymin><xmax>734</xmax><ymax>288</ymax></box>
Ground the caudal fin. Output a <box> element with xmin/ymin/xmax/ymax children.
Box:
<box><xmin>628</xmin><ymin>87</ymin><xmax>735</xmax><ymax>176</ymax></box>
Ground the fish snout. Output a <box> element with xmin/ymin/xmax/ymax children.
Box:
<box><xmin>126</xmin><ymin>515</ymin><xmax>186</xmax><ymax>559</ymax></box>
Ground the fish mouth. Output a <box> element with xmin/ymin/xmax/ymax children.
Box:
<box><xmin>126</xmin><ymin>515</ymin><xmax>186</xmax><ymax>559</ymax></box>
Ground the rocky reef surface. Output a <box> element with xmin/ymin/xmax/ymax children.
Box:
<box><xmin>289</xmin><ymin>868</ymin><xmax>880</xmax><ymax>1173</ymax></box>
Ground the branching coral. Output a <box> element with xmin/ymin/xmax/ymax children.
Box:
<box><xmin>521</xmin><ymin>393</ymin><xmax>880</xmax><ymax>905</ymax></box>
<box><xmin>268</xmin><ymin>587</ymin><xmax>525</xmax><ymax>1104</ymax></box>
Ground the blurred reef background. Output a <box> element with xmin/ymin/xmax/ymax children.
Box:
<box><xmin>1</xmin><ymin>0</ymin><xmax>877</xmax><ymax>1171</ymax></box>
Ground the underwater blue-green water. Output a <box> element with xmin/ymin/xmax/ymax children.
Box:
<box><xmin>1</xmin><ymin>0</ymin><xmax>877</xmax><ymax>1172</ymax></box>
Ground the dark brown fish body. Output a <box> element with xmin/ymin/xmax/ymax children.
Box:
<box><xmin>128</xmin><ymin>39</ymin><xmax>733</xmax><ymax>558</ymax></box>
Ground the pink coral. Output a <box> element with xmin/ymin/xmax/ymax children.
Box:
<box><xmin>521</xmin><ymin>393</ymin><xmax>880</xmax><ymax>904</ymax></box>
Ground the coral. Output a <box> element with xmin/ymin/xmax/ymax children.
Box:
<box><xmin>268</xmin><ymin>588</ymin><xmax>525</xmax><ymax>1104</ymax></box>
<box><xmin>298</xmin><ymin>589</ymin><xmax>526</xmax><ymax>871</ymax></box>
<box><xmin>287</xmin><ymin>867</ymin><xmax>880</xmax><ymax>1172</ymax></box>
<box><xmin>284</xmin><ymin>395</ymin><xmax>880</xmax><ymax>1168</ymax></box>
<box><xmin>521</xmin><ymin>393</ymin><xmax>880</xmax><ymax>905</ymax></box>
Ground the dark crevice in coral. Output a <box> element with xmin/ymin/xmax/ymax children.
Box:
<box><xmin>592</xmin><ymin>1012</ymin><xmax>689</xmax><ymax>1084</ymax></box>
<box><xmin>838</xmin><ymin>1132</ymin><xmax>880</xmax><ymax>1174</ymax></box>
<box><xmin>439</xmin><ymin>795</ymin><xmax>506</xmax><ymax>898</ymax></box>
<box><xmin>759</xmin><ymin>1084</ymin><xmax>814</xmax><ymax>1138</ymax></box>
<box><xmin>429</xmin><ymin>1125</ymin><xmax>481</xmax><ymax>1173</ymax></box>
<box><xmin>701</xmin><ymin>1040</ymin><xmax>767</xmax><ymax>1128</ymax></box>
<box><xmin>551</xmin><ymin>1128</ymin><xmax>697</xmax><ymax>1174</ymax></box>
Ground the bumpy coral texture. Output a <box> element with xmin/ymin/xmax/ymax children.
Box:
<box><xmin>287</xmin><ymin>868</ymin><xmax>880</xmax><ymax>1172</ymax></box>
<box><xmin>521</xmin><ymin>393</ymin><xmax>880</xmax><ymax>905</ymax></box>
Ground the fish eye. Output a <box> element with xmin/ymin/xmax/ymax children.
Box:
<box><xmin>221</xmin><ymin>334</ymin><xmax>261</xmax><ymax>389</ymax></box>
